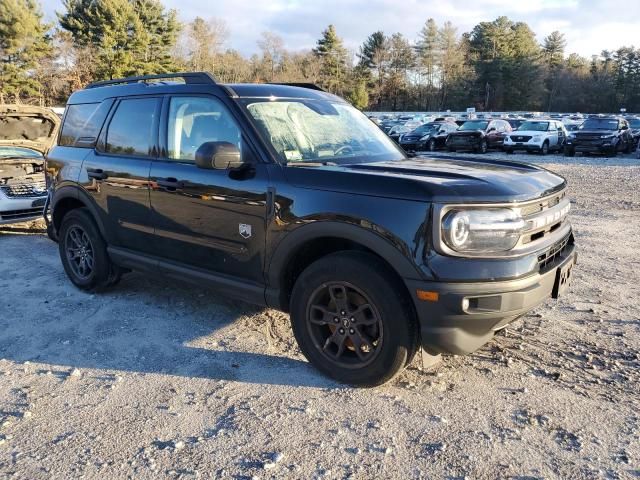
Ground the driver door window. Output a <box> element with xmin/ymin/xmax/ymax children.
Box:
<box><xmin>167</xmin><ymin>96</ymin><xmax>242</xmax><ymax>162</ymax></box>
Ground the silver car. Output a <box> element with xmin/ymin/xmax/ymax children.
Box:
<box><xmin>0</xmin><ymin>105</ymin><xmax>59</xmax><ymax>224</ymax></box>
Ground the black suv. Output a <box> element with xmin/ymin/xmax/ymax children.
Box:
<box><xmin>446</xmin><ymin>119</ymin><xmax>512</xmax><ymax>153</ymax></box>
<box><xmin>46</xmin><ymin>72</ymin><xmax>577</xmax><ymax>386</ymax></box>
<box><xmin>564</xmin><ymin>116</ymin><xmax>633</xmax><ymax>157</ymax></box>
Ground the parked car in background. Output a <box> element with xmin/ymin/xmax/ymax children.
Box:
<box><xmin>507</xmin><ymin>118</ymin><xmax>525</xmax><ymax>130</ymax></box>
<box><xmin>627</xmin><ymin>117</ymin><xmax>640</xmax><ymax>147</ymax></box>
<box><xmin>0</xmin><ymin>105</ymin><xmax>59</xmax><ymax>225</ymax></box>
<box><xmin>446</xmin><ymin>119</ymin><xmax>512</xmax><ymax>153</ymax></box>
<box><xmin>388</xmin><ymin>124</ymin><xmax>415</xmax><ymax>143</ymax></box>
<box><xmin>564</xmin><ymin>116</ymin><xmax>634</xmax><ymax>157</ymax></box>
<box><xmin>504</xmin><ymin>120</ymin><xmax>567</xmax><ymax>155</ymax></box>
<box><xmin>399</xmin><ymin>122</ymin><xmax>458</xmax><ymax>152</ymax></box>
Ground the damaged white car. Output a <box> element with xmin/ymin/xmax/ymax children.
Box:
<box><xmin>0</xmin><ymin>105</ymin><xmax>60</xmax><ymax>225</ymax></box>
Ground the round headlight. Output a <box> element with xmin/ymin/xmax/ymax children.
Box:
<box><xmin>445</xmin><ymin>212</ymin><xmax>470</xmax><ymax>248</ymax></box>
<box><xmin>441</xmin><ymin>208</ymin><xmax>526</xmax><ymax>253</ymax></box>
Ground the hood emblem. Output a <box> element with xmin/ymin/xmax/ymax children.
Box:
<box><xmin>239</xmin><ymin>223</ymin><xmax>252</xmax><ymax>239</ymax></box>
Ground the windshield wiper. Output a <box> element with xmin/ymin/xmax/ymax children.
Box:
<box><xmin>286</xmin><ymin>161</ymin><xmax>338</xmax><ymax>167</ymax></box>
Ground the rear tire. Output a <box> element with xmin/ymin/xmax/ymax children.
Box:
<box><xmin>290</xmin><ymin>251</ymin><xmax>419</xmax><ymax>387</ymax></box>
<box><xmin>58</xmin><ymin>208</ymin><xmax>115</xmax><ymax>291</ymax></box>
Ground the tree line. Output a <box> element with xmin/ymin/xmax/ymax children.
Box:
<box><xmin>1</xmin><ymin>0</ymin><xmax>639</xmax><ymax>113</ymax></box>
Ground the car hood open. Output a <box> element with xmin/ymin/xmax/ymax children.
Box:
<box><xmin>0</xmin><ymin>105</ymin><xmax>61</xmax><ymax>154</ymax></box>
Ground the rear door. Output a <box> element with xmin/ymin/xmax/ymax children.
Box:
<box><xmin>148</xmin><ymin>94</ymin><xmax>269</xmax><ymax>284</ymax></box>
<box><xmin>81</xmin><ymin>96</ymin><xmax>160</xmax><ymax>252</ymax></box>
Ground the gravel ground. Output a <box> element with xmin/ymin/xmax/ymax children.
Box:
<box><xmin>0</xmin><ymin>152</ymin><xmax>639</xmax><ymax>479</ymax></box>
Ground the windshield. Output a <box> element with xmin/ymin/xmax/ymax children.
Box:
<box><xmin>628</xmin><ymin>118</ymin><xmax>640</xmax><ymax>128</ymax></box>
<box><xmin>458</xmin><ymin>121</ymin><xmax>489</xmax><ymax>131</ymax></box>
<box><xmin>0</xmin><ymin>146</ymin><xmax>42</xmax><ymax>158</ymax></box>
<box><xmin>243</xmin><ymin>100</ymin><xmax>404</xmax><ymax>164</ymax></box>
<box><xmin>411</xmin><ymin>123</ymin><xmax>439</xmax><ymax>134</ymax></box>
<box><xmin>517</xmin><ymin>121</ymin><xmax>549</xmax><ymax>132</ymax></box>
<box><xmin>581</xmin><ymin>119</ymin><xmax>619</xmax><ymax>130</ymax></box>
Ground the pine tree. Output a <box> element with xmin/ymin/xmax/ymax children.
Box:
<box><xmin>0</xmin><ymin>0</ymin><xmax>51</xmax><ymax>103</ymax></box>
<box><xmin>58</xmin><ymin>0</ymin><xmax>180</xmax><ymax>80</ymax></box>
<box><xmin>543</xmin><ymin>31</ymin><xmax>566</xmax><ymax>111</ymax></box>
<box><xmin>313</xmin><ymin>25</ymin><xmax>348</xmax><ymax>95</ymax></box>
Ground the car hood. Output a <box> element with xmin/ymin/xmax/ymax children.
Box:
<box><xmin>285</xmin><ymin>156</ymin><xmax>566</xmax><ymax>204</ymax></box>
<box><xmin>510</xmin><ymin>130</ymin><xmax>547</xmax><ymax>136</ymax></box>
<box><xmin>0</xmin><ymin>105</ymin><xmax>60</xmax><ymax>154</ymax></box>
<box><xmin>449</xmin><ymin>130</ymin><xmax>483</xmax><ymax>136</ymax></box>
<box><xmin>572</xmin><ymin>129</ymin><xmax>616</xmax><ymax>136</ymax></box>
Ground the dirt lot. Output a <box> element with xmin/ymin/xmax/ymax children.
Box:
<box><xmin>0</xmin><ymin>152</ymin><xmax>639</xmax><ymax>479</ymax></box>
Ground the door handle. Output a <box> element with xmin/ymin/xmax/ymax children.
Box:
<box><xmin>156</xmin><ymin>177</ymin><xmax>184</xmax><ymax>191</ymax></box>
<box><xmin>87</xmin><ymin>168</ymin><xmax>108</xmax><ymax>180</ymax></box>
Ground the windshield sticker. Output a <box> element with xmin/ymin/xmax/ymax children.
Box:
<box><xmin>284</xmin><ymin>150</ymin><xmax>303</xmax><ymax>161</ymax></box>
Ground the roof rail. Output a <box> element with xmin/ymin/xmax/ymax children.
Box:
<box><xmin>86</xmin><ymin>72</ymin><xmax>217</xmax><ymax>89</ymax></box>
<box><xmin>268</xmin><ymin>82</ymin><xmax>326</xmax><ymax>92</ymax></box>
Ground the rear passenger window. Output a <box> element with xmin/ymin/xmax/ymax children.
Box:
<box><xmin>59</xmin><ymin>101</ymin><xmax>112</xmax><ymax>147</ymax></box>
<box><xmin>167</xmin><ymin>96</ymin><xmax>242</xmax><ymax>161</ymax></box>
<box><xmin>105</xmin><ymin>98</ymin><xmax>158</xmax><ymax>157</ymax></box>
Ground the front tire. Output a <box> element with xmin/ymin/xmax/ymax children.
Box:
<box><xmin>427</xmin><ymin>139</ymin><xmax>437</xmax><ymax>152</ymax></box>
<box><xmin>58</xmin><ymin>208</ymin><xmax>114</xmax><ymax>291</ymax></box>
<box><xmin>290</xmin><ymin>252</ymin><xmax>419</xmax><ymax>387</ymax></box>
<box><xmin>564</xmin><ymin>146</ymin><xmax>575</xmax><ymax>157</ymax></box>
<box><xmin>540</xmin><ymin>141</ymin><xmax>549</xmax><ymax>155</ymax></box>
<box><xmin>478</xmin><ymin>139</ymin><xmax>488</xmax><ymax>154</ymax></box>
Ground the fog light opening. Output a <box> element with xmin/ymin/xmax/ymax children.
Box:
<box><xmin>461</xmin><ymin>298</ymin><xmax>470</xmax><ymax>311</ymax></box>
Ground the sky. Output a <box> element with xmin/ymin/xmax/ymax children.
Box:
<box><xmin>39</xmin><ymin>0</ymin><xmax>639</xmax><ymax>58</ymax></box>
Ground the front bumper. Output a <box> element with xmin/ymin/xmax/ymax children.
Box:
<box><xmin>406</xmin><ymin>243</ymin><xmax>577</xmax><ymax>356</ymax></box>
<box><xmin>505</xmin><ymin>141</ymin><xmax>544</xmax><ymax>151</ymax></box>
<box><xmin>0</xmin><ymin>194</ymin><xmax>47</xmax><ymax>225</ymax></box>
<box><xmin>400</xmin><ymin>141</ymin><xmax>425</xmax><ymax>151</ymax></box>
<box><xmin>447</xmin><ymin>137</ymin><xmax>481</xmax><ymax>150</ymax></box>
<box><xmin>566</xmin><ymin>141</ymin><xmax>615</xmax><ymax>153</ymax></box>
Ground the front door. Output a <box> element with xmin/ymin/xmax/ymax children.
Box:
<box><xmin>148</xmin><ymin>95</ymin><xmax>269</xmax><ymax>284</ymax></box>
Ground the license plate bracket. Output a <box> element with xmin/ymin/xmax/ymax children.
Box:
<box><xmin>552</xmin><ymin>255</ymin><xmax>575</xmax><ymax>299</ymax></box>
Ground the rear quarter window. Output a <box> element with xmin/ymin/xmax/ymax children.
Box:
<box><xmin>59</xmin><ymin>101</ymin><xmax>113</xmax><ymax>148</ymax></box>
<box><xmin>104</xmin><ymin>98</ymin><xmax>159</xmax><ymax>157</ymax></box>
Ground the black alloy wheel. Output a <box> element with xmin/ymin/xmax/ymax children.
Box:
<box><xmin>306</xmin><ymin>282</ymin><xmax>383</xmax><ymax>368</ymax></box>
<box><xmin>290</xmin><ymin>251</ymin><xmax>419</xmax><ymax>386</ymax></box>
<box><xmin>64</xmin><ymin>225</ymin><xmax>95</xmax><ymax>280</ymax></box>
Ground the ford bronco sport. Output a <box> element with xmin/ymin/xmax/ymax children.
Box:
<box><xmin>46</xmin><ymin>72</ymin><xmax>577</xmax><ymax>386</ymax></box>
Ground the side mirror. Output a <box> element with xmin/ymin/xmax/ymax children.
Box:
<box><xmin>621</xmin><ymin>125</ymin><xmax>629</xmax><ymax>130</ymax></box>
<box><xmin>488</xmin><ymin>127</ymin><xmax>496</xmax><ymax>133</ymax></box>
<box><xmin>195</xmin><ymin>141</ymin><xmax>244</xmax><ymax>170</ymax></box>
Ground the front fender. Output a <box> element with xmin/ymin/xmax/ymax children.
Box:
<box><xmin>266</xmin><ymin>219</ymin><xmax>429</xmax><ymax>309</ymax></box>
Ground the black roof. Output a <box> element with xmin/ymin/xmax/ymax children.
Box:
<box><xmin>67</xmin><ymin>72</ymin><xmax>343</xmax><ymax>105</ymax></box>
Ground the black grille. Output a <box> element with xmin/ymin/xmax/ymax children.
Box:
<box><xmin>0</xmin><ymin>180</ymin><xmax>47</xmax><ymax>198</ymax></box>
<box><xmin>538</xmin><ymin>234</ymin><xmax>572</xmax><ymax>272</ymax></box>
<box><xmin>0</xmin><ymin>207</ymin><xmax>43</xmax><ymax>221</ymax></box>
<box><xmin>512</xmin><ymin>135</ymin><xmax>532</xmax><ymax>142</ymax></box>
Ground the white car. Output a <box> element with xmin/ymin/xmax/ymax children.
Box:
<box><xmin>0</xmin><ymin>105</ymin><xmax>60</xmax><ymax>224</ymax></box>
<box><xmin>504</xmin><ymin>120</ymin><xmax>567</xmax><ymax>155</ymax></box>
